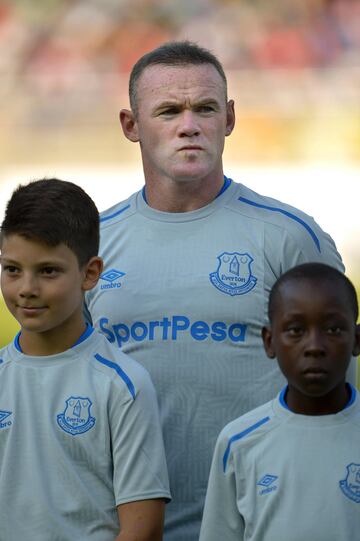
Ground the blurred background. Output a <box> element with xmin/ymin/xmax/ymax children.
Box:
<box><xmin>0</xmin><ymin>0</ymin><xmax>359</xmax><ymax>380</ymax></box>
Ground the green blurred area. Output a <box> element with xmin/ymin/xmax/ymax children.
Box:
<box><xmin>0</xmin><ymin>296</ymin><xmax>20</xmax><ymax>346</ymax></box>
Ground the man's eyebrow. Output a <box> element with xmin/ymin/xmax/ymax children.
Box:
<box><xmin>155</xmin><ymin>101</ymin><xmax>181</xmax><ymax>109</ymax></box>
<box><xmin>193</xmin><ymin>98</ymin><xmax>221</xmax><ymax>108</ymax></box>
<box><xmin>154</xmin><ymin>98</ymin><xmax>221</xmax><ymax>110</ymax></box>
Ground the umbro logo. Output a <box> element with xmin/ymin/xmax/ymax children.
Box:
<box><xmin>257</xmin><ymin>474</ymin><xmax>278</xmax><ymax>495</ymax></box>
<box><xmin>0</xmin><ymin>410</ymin><xmax>12</xmax><ymax>429</ymax></box>
<box><xmin>100</xmin><ymin>269</ymin><xmax>126</xmax><ymax>290</ymax></box>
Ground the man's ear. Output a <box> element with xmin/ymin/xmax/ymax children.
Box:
<box><xmin>120</xmin><ymin>108</ymin><xmax>139</xmax><ymax>142</ymax></box>
<box><xmin>225</xmin><ymin>99</ymin><xmax>235</xmax><ymax>137</ymax></box>
<box><xmin>262</xmin><ymin>326</ymin><xmax>276</xmax><ymax>359</ymax></box>
<box><xmin>352</xmin><ymin>323</ymin><xmax>360</xmax><ymax>357</ymax></box>
<box><xmin>82</xmin><ymin>256</ymin><xmax>103</xmax><ymax>292</ymax></box>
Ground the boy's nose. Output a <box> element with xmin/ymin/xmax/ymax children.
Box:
<box><xmin>19</xmin><ymin>275</ymin><xmax>38</xmax><ymax>298</ymax></box>
<box><xmin>304</xmin><ymin>329</ymin><xmax>326</xmax><ymax>357</ymax></box>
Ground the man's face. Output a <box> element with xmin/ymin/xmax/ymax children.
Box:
<box><xmin>123</xmin><ymin>63</ymin><xmax>235</xmax><ymax>185</ymax></box>
<box><xmin>262</xmin><ymin>279</ymin><xmax>360</xmax><ymax>412</ymax></box>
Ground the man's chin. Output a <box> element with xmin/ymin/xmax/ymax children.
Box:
<box><xmin>170</xmin><ymin>166</ymin><xmax>214</xmax><ymax>184</ymax></box>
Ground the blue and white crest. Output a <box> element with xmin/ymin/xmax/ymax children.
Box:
<box><xmin>57</xmin><ymin>397</ymin><xmax>95</xmax><ymax>436</ymax></box>
<box><xmin>339</xmin><ymin>463</ymin><xmax>360</xmax><ymax>503</ymax></box>
<box><xmin>209</xmin><ymin>252</ymin><xmax>257</xmax><ymax>296</ymax></box>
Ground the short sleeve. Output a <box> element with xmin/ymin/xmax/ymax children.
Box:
<box><xmin>109</xmin><ymin>370</ymin><xmax>171</xmax><ymax>505</ymax></box>
<box><xmin>199</xmin><ymin>430</ymin><xmax>245</xmax><ymax>541</ymax></box>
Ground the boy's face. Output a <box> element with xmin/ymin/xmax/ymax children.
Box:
<box><xmin>0</xmin><ymin>234</ymin><xmax>99</xmax><ymax>351</ymax></box>
<box><xmin>262</xmin><ymin>278</ymin><xmax>360</xmax><ymax>413</ymax></box>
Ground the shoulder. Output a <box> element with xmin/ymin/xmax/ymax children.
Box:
<box><xmin>228</xmin><ymin>182</ymin><xmax>321</xmax><ymax>234</ymax></box>
<box><xmin>216</xmin><ymin>399</ymin><xmax>278</xmax><ymax>471</ymax></box>
<box><xmin>226</xmin><ymin>180</ymin><xmax>343</xmax><ymax>267</ymax></box>
<box><xmin>87</xmin><ymin>331</ymin><xmax>154</xmax><ymax>402</ymax></box>
<box><xmin>0</xmin><ymin>344</ymin><xmax>11</xmax><ymax>368</ymax></box>
<box><xmin>99</xmin><ymin>191</ymin><xmax>139</xmax><ymax>232</ymax></box>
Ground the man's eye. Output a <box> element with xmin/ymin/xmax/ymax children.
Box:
<box><xmin>159</xmin><ymin>108</ymin><xmax>178</xmax><ymax>116</ymax></box>
<box><xmin>197</xmin><ymin>106</ymin><xmax>214</xmax><ymax>113</ymax></box>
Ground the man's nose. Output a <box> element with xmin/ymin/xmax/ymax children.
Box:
<box><xmin>177</xmin><ymin>111</ymin><xmax>200</xmax><ymax>137</ymax></box>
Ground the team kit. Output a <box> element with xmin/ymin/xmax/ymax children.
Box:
<box><xmin>1</xmin><ymin>37</ymin><xmax>360</xmax><ymax>541</ymax></box>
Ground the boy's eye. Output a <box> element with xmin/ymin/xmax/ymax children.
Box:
<box><xmin>2</xmin><ymin>265</ymin><xmax>20</xmax><ymax>274</ymax></box>
<box><xmin>286</xmin><ymin>326</ymin><xmax>303</xmax><ymax>336</ymax></box>
<box><xmin>326</xmin><ymin>326</ymin><xmax>342</xmax><ymax>335</ymax></box>
<box><xmin>41</xmin><ymin>267</ymin><xmax>59</xmax><ymax>275</ymax></box>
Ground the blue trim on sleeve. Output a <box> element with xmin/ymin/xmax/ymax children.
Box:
<box><xmin>94</xmin><ymin>353</ymin><xmax>136</xmax><ymax>400</ymax></box>
<box><xmin>223</xmin><ymin>416</ymin><xmax>270</xmax><ymax>472</ymax></box>
<box><xmin>100</xmin><ymin>204</ymin><xmax>131</xmax><ymax>223</ymax></box>
<box><xmin>238</xmin><ymin>196</ymin><xmax>321</xmax><ymax>252</ymax></box>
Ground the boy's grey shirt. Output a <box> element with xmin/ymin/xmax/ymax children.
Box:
<box><xmin>85</xmin><ymin>177</ymin><xmax>350</xmax><ymax>540</ymax></box>
<box><xmin>0</xmin><ymin>328</ymin><xmax>170</xmax><ymax>541</ymax></box>
<box><xmin>200</xmin><ymin>386</ymin><xmax>360</xmax><ymax>541</ymax></box>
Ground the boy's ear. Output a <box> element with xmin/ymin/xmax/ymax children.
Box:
<box><xmin>120</xmin><ymin>108</ymin><xmax>139</xmax><ymax>142</ymax></box>
<box><xmin>352</xmin><ymin>323</ymin><xmax>360</xmax><ymax>357</ymax></box>
<box><xmin>262</xmin><ymin>326</ymin><xmax>276</xmax><ymax>359</ymax></box>
<box><xmin>82</xmin><ymin>256</ymin><xmax>103</xmax><ymax>292</ymax></box>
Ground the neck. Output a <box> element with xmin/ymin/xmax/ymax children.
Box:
<box><xmin>285</xmin><ymin>383</ymin><xmax>351</xmax><ymax>416</ymax></box>
<box><xmin>18</xmin><ymin>321</ymin><xmax>87</xmax><ymax>356</ymax></box>
<box><xmin>144</xmin><ymin>173</ymin><xmax>226</xmax><ymax>212</ymax></box>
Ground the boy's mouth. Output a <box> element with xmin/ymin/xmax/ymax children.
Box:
<box><xmin>302</xmin><ymin>367</ymin><xmax>328</xmax><ymax>378</ymax></box>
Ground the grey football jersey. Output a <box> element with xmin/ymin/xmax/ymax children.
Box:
<box><xmin>200</xmin><ymin>386</ymin><xmax>360</xmax><ymax>541</ymax></box>
<box><xmin>85</xmin><ymin>177</ymin><xmax>347</xmax><ymax>540</ymax></box>
<box><xmin>0</xmin><ymin>329</ymin><xmax>170</xmax><ymax>541</ymax></box>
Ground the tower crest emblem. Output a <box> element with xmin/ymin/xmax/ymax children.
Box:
<box><xmin>210</xmin><ymin>252</ymin><xmax>257</xmax><ymax>296</ymax></box>
<box><xmin>339</xmin><ymin>463</ymin><xmax>360</xmax><ymax>503</ymax></box>
<box><xmin>57</xmin><ymin>396</ymin><xmax>95</xmax><ymax>435</ymax></box>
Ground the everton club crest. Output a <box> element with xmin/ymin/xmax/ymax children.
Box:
<box><xmin>339</xmin><ymin>463</ymin><xmax>360</xmax><ymax>503</ymax></box>
<box><xmin>57</xmin><ymin>396</ymin><xmax>95</xmax><ymax>436</ymax></box>
<box><xmin>210</xmin><ymin>252</ymin><xmax>257</xmax><ymax>296</ymax></box>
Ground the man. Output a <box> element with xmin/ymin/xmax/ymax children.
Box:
<box><xmin>85</xmin><ymin>41</ymin><xmax>353</xmax><ymax>541</ymax></box>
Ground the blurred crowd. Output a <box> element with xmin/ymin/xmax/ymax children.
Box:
<box><xmin>0</xmin><ymin>0</ymin><xmax>359</xmax><ymax>103</ymax></box>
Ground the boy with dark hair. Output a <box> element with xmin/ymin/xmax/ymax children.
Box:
<box><xmin>0</xmin><ymin>178</ymin><xmax>170</xmax><ymax>541</ymax></box>
<box><xmin>200</xmin><ymin>262</ymin><xmax>360</xmax><ymax>541</ymax></box>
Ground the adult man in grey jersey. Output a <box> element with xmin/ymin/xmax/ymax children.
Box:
<box><xmin>85</xmin><ymin>41</ymin><xmax>354</xmax><ymax>541</ymax></box>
